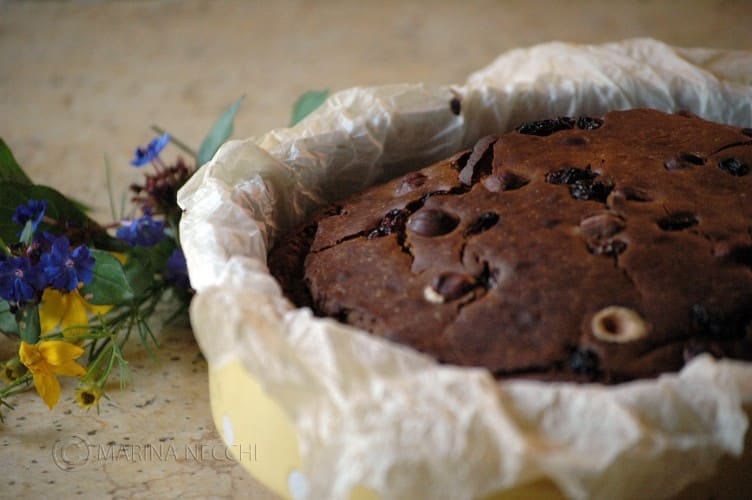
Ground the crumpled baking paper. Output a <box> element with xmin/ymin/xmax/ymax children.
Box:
<box><xmin>178</xmin><ymin>39</ymin><xmax>752</xmax><ymax>500</ymax></box>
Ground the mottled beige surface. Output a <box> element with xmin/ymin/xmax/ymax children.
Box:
<box><xmin>0</xmin><ymin>0</ymin><xmax>750</xmax><ymax>498</ymax></box>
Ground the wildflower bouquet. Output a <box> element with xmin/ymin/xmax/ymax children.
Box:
<box><xmin>0</xmin><ymin>97</ymin><xmax>254</xmax><ymax>418</ymax></box>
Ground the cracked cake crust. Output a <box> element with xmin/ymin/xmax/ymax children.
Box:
<box><xmin>269</xmin><ymin>109</ymin><xmax>752</xmax><ymax>383</ymax></box>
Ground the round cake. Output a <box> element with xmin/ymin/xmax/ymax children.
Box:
<box><xmin>269</xmin><ymin>108</ymin><xmax>752</xmax><ymax>383</ymax></box>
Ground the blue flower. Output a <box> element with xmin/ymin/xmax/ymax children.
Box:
<box><xmin>131</xmin><ymin>133</ymin><xmax>170</xmax><ymax>167</ymax></box>
<box><xmin>12</xmin><ymin>200</ymin><xmax>48</xmax><ymax>233</ymax></box>
<box><xmin>164</xmin><ymin>248</ymin><xmax>190</xmax><ymax>289</ymax></box>
<box><xmin>0</xmin><ymin>256</ymin><xmax>44</xmax><ymax>303</ymax></box>
<box><xmin>40</xmin><ymin>236</ymin><xmax>95</xmax><ymax>292</ymax></box>
<box><xmin>116</xmin><ymin>212</ymin><xmax>166</xmax><ymax>247</ymax></box>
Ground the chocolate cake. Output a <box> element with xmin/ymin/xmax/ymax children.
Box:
<box><xmin>269</xmin><ymin>109</ymin><xmax>752</xmax><ymax>383</ymax></box>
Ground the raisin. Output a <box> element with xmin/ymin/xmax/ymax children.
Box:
<box><xmin>576</xmin><ymin>115</ymin><xmax>604</xmax><ymax>130</ymax></box>
<box><xmin>569</xmin><ymin>179</ymin><xmax>613</xmax><ymax>202</ymax></box>
<box><xmin>568</xmin><ymin>348</ymin><xmax>601</xmax><ymax>378</ymax></box>
<box><xmin>464</xmin><ymin>212</ymin><xmax>500</xmax><ymax>236</ymax></box>
<box><xmin>545</xmin><ymin>166</ymin><xmax>597</xmax><ymax>185</ymax></box>
<box><xmin>368</xmin><ymin>209</ymin><xmax>408</xmax><ymax>239</ymax></box>
<box><xmin>516</xmin><ymin>117</ymin><xmax>575</xmax><ymax>136</ymax></box>
<box><xmin>718</xmin><ymin>157</ymin><xmax>750</xmax><ymax>176</ymax></box>
<box><xmin>657</xmin><ymin>212</ymin><xmax>698</xmax><ymax>231</ymax></box>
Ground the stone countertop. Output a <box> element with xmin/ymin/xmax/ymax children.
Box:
<box><xmin>0</xmin><ymin>1</ymin><xmax>750</xmax><ymax>498</ymax></box>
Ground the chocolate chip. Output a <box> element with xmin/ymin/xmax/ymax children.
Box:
<box><xmin>657</xmin><ymin>212</ymin><xmax>698</xmax><ymax>231</ymax></box>
<box><xmin>368</xmin><ymin>209</ymin><xmax>408</xmax><ymax>238</ymax></box>
<box><xmin>516</xmin><ymin>117</ymin><xmax>575</xmax><ymax>136</ymax></box>
<box><xmin>464</xmin><ymin>212</ymin><xmax>500</xmax><ymax>236</ymax></box>
<box><xmin>407</xmin><ymin>209</ymin><xmax>459</xmax><ymax>237</ymax></box>
<box><xmin>579</xmin><ymin>213</ymin><xmax>626</xmax><ymax>240</ymax></box>
<box><xmin>395</xmin><ymin>172</ymin><xmax>428</xmax><ymax>196</ymax></box>
<box><xmin>569</xmin><ymin>179</ymin><xmax>613</xmax><ymax>202</ymax></box>
<box><xmin>576</xmin><ymin>116</ymin><xmax>603</xmax><ymax>130</ymax></box>
<box><xmin>568</xmin><ymin>348</ymin><xmax>600</xmax><ymax>377</ymax></box>
<box><xmin>459</xmin><ymin>136</ymin><xmax>497</xmax><ymax>186</ymax></box>
<box><xmin>718</xmin><ymin>157</ymin><xmax>750</xmax><ymax>176</ymax></box>
<box><xmin>429</xmin><ymin>272</ymin><xmax>477</xmax><ymax>302</ymax></box>
<box><xmin>482</xmin><ymin>170</ymin><xmax>530</xmax><ymax>192</ymax></box>
<box><xmin>450</xmin><ymin>97</ymin><xmax>461</xmax><ymax>115</ymax></box>
<box><xmin>545</xmin><ymin>166</ymin><xmax>597</xmax><ymax>185</ymax></box>
<box><xmin>742</xmin><ymin>128</ymin><xmax>752</xmax><ymax>137</ymax></box>
<box><xmin>664</xmin><ymin>152</ymin><xmax>706</xmax><ymax>170</ymax></box>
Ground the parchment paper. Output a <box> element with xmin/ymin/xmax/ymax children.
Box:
<box><xmin>178</xmin><ymin>39</ymin><xmax>752</xmax><ymax>500</ymax></box>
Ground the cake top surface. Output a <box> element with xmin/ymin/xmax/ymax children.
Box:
<box><xmin>270</xmin><ymin>108</ymin><xmax>752</xmax><ymax>383</ymax></box>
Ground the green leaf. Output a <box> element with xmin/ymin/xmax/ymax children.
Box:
<box><xmin>0</xmin><ymin>182</ymin><xmax>117</xmax><ymax>249</ymax></box>
<box><xmin>0</xmin><ymin>138</ymin><xmax>33</xmax><ymax>185</ymax></box>
<box><xmin>290</xmin><ymin>90</ymin><xmax>329</xmax><ymax>126</ymax></box>
<box><xmin>0</xmin><ymin>300</ymin><xmax>18</xmax><ymax>337</ymax></box>
<box><xmin>80</xmin><ymin>250</ymin><xmax>134</xmax><ymax>305</ymax></box>
<box><xmin>16</xmin><ymin>306</ymin><xmax>40</xmax><ymax>344</ymax></box>
<box><xmin>19</xmin><ymin>220</ymin><xmax>35</xmax><ymax>245</ymax></box>
<box><xmin>196</xmin><ymin>96</ymin><xmax>244</xmax><ymax>168</ymax></box>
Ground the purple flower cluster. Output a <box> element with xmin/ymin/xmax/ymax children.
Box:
<box><xmin>163</xmin><ymin>248</ymin><xmax>190</xmax><ymax>290</ymax></box>
<box><xmin>116</xmin><ymin>212</ymin><xmax>166</xmax><ymax>247</ymax></box>
<box><xmin>131</xmin><ymin>133</ymin><xmax>170</xmax><ymax>167</ymax></box>
<box><xmin>0</xmin><ymin>231</ymin><xmax>95</xmax><ymax>304</ymax></box>
<box><xmin>13</xmin><ymin>200</ymin><xmax>48</xmax><ymax>234</ymax></box>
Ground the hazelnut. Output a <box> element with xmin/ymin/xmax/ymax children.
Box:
<box><xmin>591</xmin><ymin>306</ymin><xmax>647</xmax><ymax>343</ymax></box>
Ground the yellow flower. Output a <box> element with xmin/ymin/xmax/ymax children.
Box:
<box><xmin>39</xmin><ymin>288</ymin><xmax>113</xmax><ymax>338</ymax></box>
<box><xmin>19</xmin><ymin>340</ymin><xmax>87</xmax><ymax>409</ymax></box>
<box><xmin>75</xmin><ymin>384</ymin><xmax>103</xmax><ymax>410</ymax></box>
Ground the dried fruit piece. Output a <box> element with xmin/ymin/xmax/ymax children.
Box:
<box><xmin>368</xmin><ymin>209</ymin><xmax>408</xmax><ymax>239</ymax></box>
<box><xmin>576</xmin><ymin>116</ymin><xmax>604</xmax><ymax>130</ymax></box>
<box><xmin>545</xmin><ymin>166</ymin><xmax>597</xmax><ymax>185</ymax></box>
<box><xmin>718</xmin><ymin>157</ymin><xmax>750</xmax><ymax>176</ymax></box>
<box><xmin>407</xmin><ymin>209</ymin><xmax>459</xmax><ymax>237</ymax></box>
<box><xmin>591</xmin><ymin>306</ymin><xmax>648</xmax><ymax>343</ymax></box>
<box><xmin>516</xmin><ymin>117</ymin><xmax>575</xmax><ymax>136</ymax></box>
<box><xmin>569</xmin><ymin>179</ymin><xmax>613</xmax><ymax>202</ymax></box>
